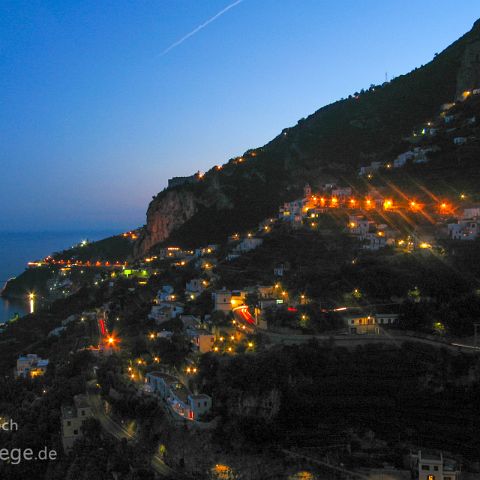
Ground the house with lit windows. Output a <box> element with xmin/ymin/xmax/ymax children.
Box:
<box><xmin>344</xmin><ymin>314</ymin><xmax>379</xmax><ymax>335</ymax></box>
<box><xmin>185</xmin><ymin>278</ymin><xmax>206</xmax><ymax>299</ymax></box>
<box><xmin>412</xmin><ymin>450</ymin><xmax>459</xmax><ymax>480</ymax></box>
<box><xmin>448</xmin><ymin>219</ymin><xmax>479</xmax><ymax>240</ymax></box>
<box><xmin>16</xmin><ymin>354</ymin><xmax>49</xmax><ymax>378</ymax></box>
<box><xmin>212</xmin><ymin>289</ymin><xmax>247</xmax><ymax>312</ymax></box>
<box><xmin>145</xmin><ymin>371</ymin><xmax>212</xmax><ymax>421</ymax></box>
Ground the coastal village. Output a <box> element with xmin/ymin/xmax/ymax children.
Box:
<box><xmin>8</xmin><ymin>160</ymin><xmax>480</xmax><ymax>477</ymax></box>
<box><xmin>2</xmin><ymin>36</ymin><xmax>480</xmax><ymax>480</ymax></box>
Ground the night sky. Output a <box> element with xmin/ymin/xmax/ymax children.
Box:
<box><xmin>1</xmin><ymin>0</ymin><xmax>479</xmax><ymax>231</ymax></box>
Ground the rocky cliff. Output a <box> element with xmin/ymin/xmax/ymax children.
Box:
<box><xmin>134</xmin><ymin>188</ymin><xmax>198</xmax><ymax>255</ymax></box>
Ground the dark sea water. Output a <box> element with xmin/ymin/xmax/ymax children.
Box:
<box><xmin>0</xmin><ymin>230</ymin><xmax>120</xmax><ymax>323</ymax></box>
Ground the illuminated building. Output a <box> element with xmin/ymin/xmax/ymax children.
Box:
<box><xmin>16</xmin><ymin>354</ymin><xmax>49</xmax><ymax>378</ymax></box>
<box><xmin>145</xmin><ymin>372</ymin><xmax>212</xmax><ymax>421</ymax></box>
<box><xmin>212</xmin><ymin>289</ymin><xmax>247</xmax><ymax>312</ymax></box>
<box><xmin>413</xmin><ymin>450</ymin><xmax>459</xmax><ymax>480</ymax></box>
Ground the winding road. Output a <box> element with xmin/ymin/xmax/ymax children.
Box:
<box><xmin>86</xmin><ymin>382</ymin><xmax>174</xmax><ymax>477</ymax></box>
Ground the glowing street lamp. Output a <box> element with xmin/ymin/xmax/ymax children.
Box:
<box><xmin>383</xmin><ymin>199</ymin><xmax>393</xmax><ymax>210</ymax></box>
<box><xmin>439</xmin><ymin>202</ymin><xmax>451</xmax><ymax>214</ymax></box>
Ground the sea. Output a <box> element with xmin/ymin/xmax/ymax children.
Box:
<box><xmin>0</xmin><ymin>230</ymin><xmax>120</xmax><ymax>324</ymax></box>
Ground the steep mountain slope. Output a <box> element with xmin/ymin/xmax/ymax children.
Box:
<box><xmin>136</xmin><ymin>19</ymin><xmax>480</xmax><ymax>254</ymax></box>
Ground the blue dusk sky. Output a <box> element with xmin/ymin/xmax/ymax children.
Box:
<box><xmin>1</xmin><ymin>0</ymin><xmax>479</xmax><ymax>231</ymax></box>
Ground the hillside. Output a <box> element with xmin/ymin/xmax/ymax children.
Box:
<box><xmin>136</xmin><ymin>19</ymin><xmax>480</xmax><ymax>254</ymax></box>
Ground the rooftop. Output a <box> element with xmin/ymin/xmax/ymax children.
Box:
<box><xmin>61</xmin><ymin>405</ymin><xmax>77</xmax><ymax>420</ymax></box>
<box><xmin>74</xmin><ymin>394</ymin><xmax>89</xmax><ymax>409</ymax></box>
<box><xmin>419</xmin><ymin>450</ymin><xmax>442</xmax><ymax>462</ymax></box>
<box><xmin>147</xmin><ymin>371</ymin><xmax>177</xmax><ymax>383</ymax></box>
<box><xmin>169</xmin><ymin>381</ymin><xmax>190</xmax><ymax>403</ymax></box>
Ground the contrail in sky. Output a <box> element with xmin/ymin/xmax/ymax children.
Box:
<box><xmin>161</xmin><ymin>0</ymin><xmax>244</xmax><ymax>56</ymax></box>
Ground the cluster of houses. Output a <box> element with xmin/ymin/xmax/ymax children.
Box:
<box><xmin>358</xmin><ymin>146</ymin><xmax>440</xmax><ymax>176</ymax></box>
<box><xmin>359</xmin><ymin>89</ymin><xmax>480</xmax><ymax>177</ymax></box>
<box><xmin>277</xmin><ymin>182</ymin><xmax>480</xmax><ymax>248</ymax></box>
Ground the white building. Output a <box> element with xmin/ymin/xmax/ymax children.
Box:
<box><xmin>155</xmin><ymin>285</ymin><xmax>175</xmax><ymax>302</ymax></box>
<box><xmin>413</xmin><ymin>450</ymin><xmax>459</xmax><ymax>480</ymax></box>
<box><xmin>359</xmin><ymin>161</ymin><xmax>384</xmax><ymax>176</ymax></box>
<box><xmin>234</xmin><ymin>237</ymin><xmax>263</xmax><ymax>253</ymax></box>
<box><xmin>359</xmin><ymin>165</ymin><xmax>375</xmax><ymax>176</ymax></box>
<box><xmin>188</xmin><ymin>394</ymin><xmax>212</xmax><ymax>418</ymax></box>
<box><xmin>149</xmin><ymin>302</ymin><xmax>184</xmax><ymax>324</ymax></box>
<box><xmin>344</xmin><ymin>315</ymin><xmax>379</xmax><ymax>334</ymax></box>
<box><xmin>347</xmin><ymin>215</ymin><xmax>372</xmax><ymax>238</ymax></box>
<box><xmin>448</xmin><ymin>219</ymin><xmax>479</xmax><ymax>240</ymax></box>
<box><xmin>212</xmin><ymin>289</ymin><xmax>247</xmax><ymax>312</ymax></box>
<box><xmin>393</xmin><ymin>151</ymin><xmax>414</xmax><ymax>168</ymax></box>
<box><xmin>185</xmin><ymin>278</ymin><xmax>205</xmax><ymax>299</ymax></box>
<box><xmin>145</xmin><ymin>371</ymin><xmax>212</xmax><ymax>421</ymax></box>
<box><xmin>462</xmin><ymin>206</ymin><xmax>480</xmax><ymax>219</ymax></box>
<box><xmin>194</xmin><ymin>244</ymin><xmax>219</xmax><ymax>257</ymax></box>
<box><xmin>16</xmin><ymin>354</ymin><xmax>49</xmax><ymax>378</ymax></box>
<box><xmin>374</xmin><ymin>313</ymin><xmax>399</xmax><ymax>325</ymax></box>
<box><xmin>61</xmin><ymin>394</ymin><xmax>92</xmax><ymax>452</ymax></box>
<box><xmin>364</xmin><ymin>232</ymin><xmax>389</xmax><ymax>251</ymax></box>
